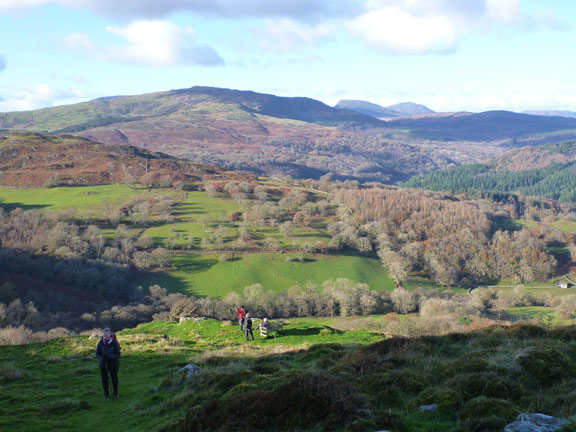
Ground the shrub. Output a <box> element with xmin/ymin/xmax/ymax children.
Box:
<box><xmin>182</xmin><ymin>372</ymin><xmax>366</xmax><ymax>432</ymax></box>
<box><xmin>517</xmin><ymin>348</ymin><xmax>576</xmax><ymax>385</ymax></box>
<box><xmin>435</xmin><ymin>356</ymin><xmax>488</xmax><ymax>377</ymax></box>
<box><xmin>446</xmin><ymin>372</ymin><xmax>525</xmax><ymax>402</ymax></box>
<box><xmin>458</xmin><ymin>397</ymin><xmax>518</xmax><ymax>432</ymax></box>
<box><xmin>39</xmin><ymin>398</ymin><xmax>90</xmax><ymax>413</ymax></box>
<box><xmin>415</xmin><ymin>386</ymin><xmax>460</xmax><ymax>412</ymax></box>
<box><xmin>0</xmin><ymin>363</ymin><xmax>25</xmax><ymax>383</ymax></box>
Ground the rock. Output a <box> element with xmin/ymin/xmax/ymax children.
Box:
<box><xmin>179</xmin><ymin>316</ymin><xmax>192</xmax><ymax>324</ymax></box>
<box><xmin>177</xmin><ymin>364</ymin><xmax>202</xmax><ymax>377</ymax></box>
<box><xmin>504</xmin><ymin>413</ymin><xmax>570</xmax><ymax>432</ymax></box>
<box><xmin>419</xmin><ymin>404</ymin><xmax>438</xmax><ymax>412</ymax></box>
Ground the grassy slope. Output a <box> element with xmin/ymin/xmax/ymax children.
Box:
<box><xmin>4</xmin><ymin>320</ymin><xmax>576</xmax><ymax>431</ymax></box>
<box><xmin>139</xmin><ymin>252</ymin><xmax>396</xmax><ymax>297</ymax></box>
<box><xmin>0</xmin><ymin>319</ymin><xmax>382</xmax><ymax>432</ymax></box>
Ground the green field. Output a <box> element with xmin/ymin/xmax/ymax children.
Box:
<box><xmin>172</xmin><ymin>191</ymin><xmax>239</xmax><ymax>221</ymax></box>
<box><xmin>0</xmin><ymin>185</ymin><xmax>173</xmax><ymax>214</ymax></box>
<box><xmin>505</xmin><ymin>306</ymin><xmax>568</xmax><ymax>325</ymax></box>
<box><xmin>552</xmin><ymin>220</ymin><xmax>576</xmax><ymax>232</ymax></box>
<box><xmin>139</xmin><ymin>252</ymin><xmax>396</xmax><ymax>297</ymax></box>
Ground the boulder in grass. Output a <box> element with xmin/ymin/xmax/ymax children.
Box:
<box><xmin>177</xmin><ymin>364</ymin><xmax>203</xmax><ymax>377</ymax></box>
<box><xmin>504</xmin><ymin>413</ymin><xmax>570</xmax><ymax>432</ymax></box>
<box><xmin>419</xmin><ymin>404</ymin><xmax>438</xmax><ymax>412</ymax></box>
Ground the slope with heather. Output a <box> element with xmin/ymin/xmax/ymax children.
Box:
<box><xmin>0</xmin><ymin>132</ymin><xmax>252</xmax><ymax>187</ymax></box>
<box><xmin>2</xmin><ymin>320</ymin><xmax>576</xmax><ymax>432</ymax></box>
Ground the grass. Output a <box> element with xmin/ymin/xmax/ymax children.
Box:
<box><xmin>172</xmin><ymin>191</ymin><xmax>239</xmax><ymax>221</ymax></box>
<box><xmin>5</xmin><ymin>319</ymin><xmax>576</xmax><ymax>431</ymax></box>
<box><xmin>0</xmin><ymin>185</ymin><xmax>164</xmax><ymax>213</ymax></box>
<box><xmin>552</xmin><ymin>220</ymin><xmax>576</xmax><ymax>232</ymax></box>
<box><xmin>505</xmin><ymin>306</ymin><xmax>571</xmax><ymax>326</ymax></box>
<box><xmin>0</xmin><ymin>318</ymin><xmax>382</xmax><ymax>432</ymax></box>
<box><xmin>138</xmin><ymin>252</ymin><xmax>396</xmax><ymax>297</ymax></box>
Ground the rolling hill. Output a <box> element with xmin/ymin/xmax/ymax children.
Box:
<box><xmin>388</xmin><ymin>110</ymin><xmax>576</xmax><ymax>143</ymax></box>
<box><xmin>0</xmin><ymin>87</ymin><xmax>477</xmax><ymax>183</ymax></box>
<box><xmin>1</xmin><ymin>86</ymin><xmax>386</xmax><ymax>133</ymax></box>
<box><xmin>0</xmin><ymin>132</ymin><xmax>250</xmax><ymax>187</ymax></box>
<box><xmin>523</xmin><ymin>110</ymin><xmax>576</xmax><ymax>119</ymax></box>
<box><xmin>3</xmin><ymin>87</ymin><xmax>576</xmax><ymax>182</ymax></box>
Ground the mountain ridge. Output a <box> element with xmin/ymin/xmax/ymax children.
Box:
<box><xmin>4</xmin><ymin>86</ymin><xmax>576</xmax><ymax>182</ymax></box>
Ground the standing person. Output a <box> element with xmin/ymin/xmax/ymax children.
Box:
<box><xmin>256</xmin><ymin>318</ymin><xmax>269</xmax><ymax>338</ymax></box>
<box><xmin>96</xmin><ymin>328</ymin><xmax>121</xmax><ymax>399</ymax></box>
<box><xmin>244</xmin><ymin>313</ymin><xmax>254</xmax><ymax>341</ymax></box>
<box><xmin>236</xmin><ymin>305</ymin><xmax>246</xmax><ymax>330</ymax></box>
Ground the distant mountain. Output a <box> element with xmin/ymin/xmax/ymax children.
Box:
<box><xmin>0</xmin><ymin>86</ymin><xmax>469</xmax><ymax>183</ymax></box>
<box><xmin>5</xmin><ymin>86</ymin><xmax>576</xmax><ymax>183</ymax></box>
<box><xmin>334</xmin><ymin>100</ymin><xmax>434</xmax><ymax>118</ymax></box>
<box><xmin>405</xmin><ymin>140</ymin><xmax>576</xmax><ymax>204</ymax></box>
<box><xmin>1</xmin><ymin>86</ymin><xmax>386</xmax><ymax>133</ymax></box>
<box><xmin>0</xmin><ymin>132</ymin><xmax>243</xmax><ymax>187</ymax></box>
<box><xmin>333</xmin><ymin>100</ymin><xmax>401</xmax><ymax>118</ymax></box>
<box><xmin>386</xmin><ymin>102</ymin><xmax>434</xmax><ymax>115</ymax></box>
<box><xmin>522</xmin><ymin>110</ymin><xmax>576</xmax><ymax>119</ymax></box>
<box><xmin>388</xmin><ymin>110</ymin><xmax>576</xmax><ymax>143</ymax></box>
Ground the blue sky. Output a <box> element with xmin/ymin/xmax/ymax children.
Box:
<box><xmin>0</xmin><ymin>0</ymin><xmax>574</xmax><ymax>112</ymax></box>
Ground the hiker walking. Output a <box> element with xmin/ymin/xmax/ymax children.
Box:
<box><xmin>236</xmin><ymin>305</ymin><xmax>246</xmax><ymax>330</ymax></box>
<box><xmin>96</xmin><ymin>328</ymin><xmax>121</xmax><ymax>399</ymax></box>
<box><xmin>244</xmin><ymin>313</ymin><xmax>254</xmax><ymax>341</ymax></box>
<box><xmin>256</xmin><ymin>318</ymin><xmax>269</xmax><ymax>338</ymax></box>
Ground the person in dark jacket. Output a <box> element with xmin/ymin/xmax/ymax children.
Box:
<box><xmin>244</xmin><ymin>313</ymin><xmax>254</xmax><ymax>341</ymax></box>
<box><xmin>96</xmin><ymin>328</ymin><xmax>121</xmax><ymax>399</ymax></box>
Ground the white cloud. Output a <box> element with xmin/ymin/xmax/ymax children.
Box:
<box><xmin>346</xmin><ymin>0</ymin><xmax>564</xmax><ymax>55</ymax></box>
<box><xmin>63</xmin><ymin>20</ymin><xmax>223</xmax><ymax>67</ymax></box>
<box><xmin>0</xmin><ymin>0</ymin><xmax>52</xmax><ymax>14</ymax></box>
<box><xmin>486</xmin><ymin>0</ymin><xmax>520</xmax><ymax>23</ymax></box>
<box><xmin>0</xmin><ymin>0</ymin><xmax>360</xmax><ymax>21</ymax></box>
<box><xmin>347</xmin><ymin>5</ymin><xmax>457</xmax><ymax>54</ymax></box>
<box><xmin>256</xmin><ymin>19</ymin><xmax>335</xmax><ymax>52</ymax></box>
<box><xmin>0</xmin><ymin>84</ymin><xmax>86</xmax><ymax>111</ymax></box>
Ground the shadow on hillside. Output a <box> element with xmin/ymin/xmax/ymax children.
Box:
<box><xmin>174</xmin><ymin>257</ymin><xmax>218</xmax><ymax>273</ymax></box>
<box><xmin>172</xmin><ymin>202</ymin><xmax>207</xmax><ymax>217</ymax></box>
<box><xmin>0</xmin><ymin>202</ymin><xmax>49</xmax><ymax>211</ymax></box>
<box><xmin>278</xmin><ymin>326</ymin><xmax>327</xmax><ymax>336</ymax></box>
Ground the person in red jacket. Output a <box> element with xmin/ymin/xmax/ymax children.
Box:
<box><xmin>236</xmin><ymin>305</ymin><xmax>246</xmax><ymax>330</ymax></box>
<box><xmin>96</xmin><ymin>328</ymin><xmax>121</xmax><ymax>399</ymax></box>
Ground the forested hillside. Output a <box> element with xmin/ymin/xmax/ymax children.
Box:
<box><xmin>405</xmin><ymin>141</ymin><xmax>576</xmax><ymax>204</ymax></box>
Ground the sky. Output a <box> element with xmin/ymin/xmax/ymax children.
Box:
<box><xmin>0</xmin><ymin>0</ymin><xmax>575</xmax><ymax>113</ymax></box>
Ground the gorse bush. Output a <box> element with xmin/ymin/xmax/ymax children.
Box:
<box><xmin>0</xmin><ymin>362</ymin><xmax>25</xmax><ymax>383</ymax></box>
